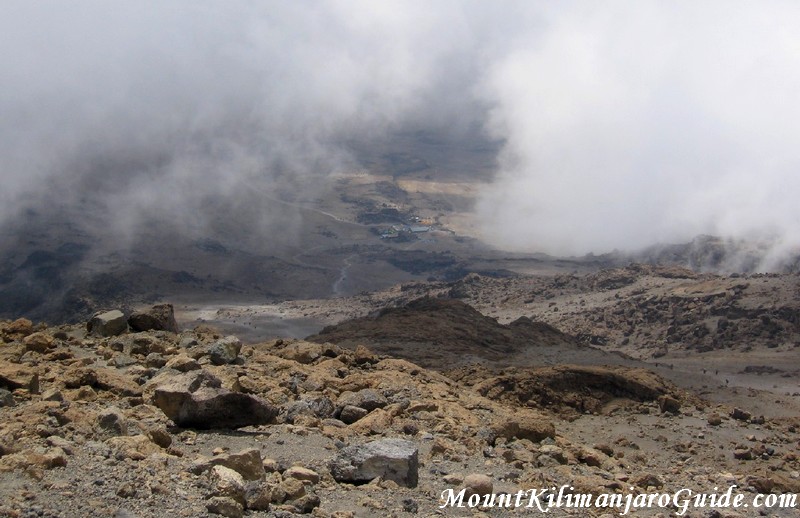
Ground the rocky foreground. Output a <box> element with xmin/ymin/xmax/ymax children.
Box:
<box><xmin>1</xmin><ymin>305</ymin><xmax>799</xmax><ymax>517</ymax></box>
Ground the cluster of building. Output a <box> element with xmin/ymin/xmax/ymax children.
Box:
<box><xmin>378</xmin><ymin>217</ymin><xmax>434</xmax><ymax>240</ymax></box>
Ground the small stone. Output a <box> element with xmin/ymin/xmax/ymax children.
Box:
<box><xmin>164</xmin><ymin>354</ymin><xmax>200</xmax><ymax>372</ymax></box>
<box><xmin>6</xmin><ymin>318</ymin><xmax>33</xmax><ymax>336</ymax></box>
<box><xmin>23</xmin><ymin>332</ymin><xmax>54</xmax><ymax>353</ymax></box>
<box><xmin>146</xmin><ymin>427</ymin><xmax>172</xmax><ymax>449</ymax></box>
<box><xmin>190</xmin><ymin>448</ymin><xmax>265</xmax><ymax>481</ymax></box>
<box><xmin>463</xmin><ymin>473</ymin><xmax>493</xmax><ymax>497</ymax></box>
<box><xmin>208</xmin><ymin>336</ymin><xmax>242</xmax><ymax>365</ymax></box>
<box><xmin>75</xmin><ymin>386</ymin><xmax>98</xmax><ymax>401</ymax></box>
<box><xmin>116</xmin><ymin>482</ymin><xmax>137</xmax><ymax>498</ymax></box>
<box><xmin>734</xmin><ymin>448</ymin><xmax>753</xmax><ymax>460</ymax></box>
<box><xmin>105</xmin><ymin>435</ymin><xmax>160</xmax><ymax>461</ymax></box>
<box><xmin>280</xmin><ymin>477</ymin><xmax>306</xmax><ymax>501</ymax></box>
<box><xmin>244</xmin><ymin>481</ymin><xmax>272</xmax><ymax>511</ymax></box>
<box><xmin>634</xmin><ymin>473</ymin><xmax>663</xmax><ymax>489</ymax></box>
<box><xmin>538</xmin><ymin>445</ymin><xmax>567</xmax><ymax>464</ymax></box>
<box><xmin>338</xmin><ymin>389</ymin><xmax>387</xmax><ymax>411</ymax></box>
<box><xmin>491</xmin><ymin>413</ymin><xmax>555</xmax><ymax>443</ymax></box>
<box><xmin>402</xmin><ymin>498</ymin><xmax>419</xmax><ymax>513</ymax></box>
<box><xmin>354</xmin><ymin>344</ymin><xmax>376</xmax><ymax>364</ymax></box>
<box><xmin>151</xmin><ymin>370</ymin><xmax>277</xmax><ymax>429</ymax></box>
<box><xmin>330</xmin><ymin>438</ymin><xmax>419</xmax><ymax>487</ymax></box>
<box><xmin>707</xmin><ymin>412</ymin><xmax>723</xmax><ymax>426</ymax></box>
<box><xmin>87</xmin><ymin>310</ymin><xmax>128</xmax><ymax>337</ymax></box>
<box><xmin>0</xmin><ymin>364</ymin><xmax>40</xmax><ymax>393</ymax></box>
<box><xmin>41</xmin><ymin>389</ymin><xmax>63</xmax><ymax>402</ymax></box>
<box><xmin>46</xmin><ymin>436</ymin><xmax>74</xmax><ymax>455</ymax></box>
<box><xmin>63</xmin><ymin>367</ymin><xmax>97</xmax><ymax>389</ymax></box>
<box><xmin>339</xmin><ymin>405</ymin><xmax>368</xmax><ymax>424</ymax></box>
<box><xmin>284</xmin><ymin>466</ymin><xmax>320</xmax><ymax>484</ymax></box>
<box><xmin>657</xmin><ymin>395</ymin><xmax>681</xmax><ymax>414</ymax></box>
<box><xmin>292</xmin><ymin>493</ymin><xmax>320</xmax><ymax>513</ymax></box>
<box><xmin>209</xmin><ymin>465</ymin><xmax>246</xmax><ymax>504</ymax></box>
<box><xmin>145</xmin><ymin>353</ymin><xmax>166</xmax><ymax>368</ymax></box>
<box><xmin>206</xmin><ymin>496</ymin><xmax>243</xmax><ymax>518</ymax></box>
<box><xmin>731</xmin><ymin>408</ymin><xmax>752</xmax><ymax>422</ymax></box>
<box><xmin>96</xmin><ymin>407</ymin><xmax>128</xmax><ymax>437</ymax></box>
<box><xmin>0</xmin><ymin>389</ymin><xmax>14</xmax><ymax>407</ymax></box>
<box><xmin>443</xmin><ymin>474</ymin><xmax>464</xmax><ymax>485</ymax></box>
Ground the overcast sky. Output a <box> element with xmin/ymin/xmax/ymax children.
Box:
<box><xmin>1</xmin><ymin>1</ymin><xmax>798</xmax><ymax>260</ymax></box>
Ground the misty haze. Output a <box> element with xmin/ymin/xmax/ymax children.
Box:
<box><xmin>2</xmin><ymin>1</ymin><xmax>800</xmax><ymax>322</ymax></box>
<box><xmin>1</xmin><ymin>3</ymin><xmax>799</xmax><ymax>518</ymax></box>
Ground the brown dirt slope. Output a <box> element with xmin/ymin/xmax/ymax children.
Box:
<box><xmin>306</xmin><ymin>296</ymin><xmax>579</xmax><ymax>368</ymax></box>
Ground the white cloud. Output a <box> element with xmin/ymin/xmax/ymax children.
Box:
<box><xmin>1</xmin><ymin>1</ymin><xmax>799</xmax><ymax>265</ymax></box>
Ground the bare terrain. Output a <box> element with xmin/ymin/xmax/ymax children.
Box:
<box><xmin>2</xmin><ymin>301</ymin><xmax>800</xmax><ymax>518</ymax></box>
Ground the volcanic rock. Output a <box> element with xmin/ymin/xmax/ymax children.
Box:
<box><xmin>96</xmin><ymin>407</ymin><xmax>129</xmax><ymax>437</ymax></box>
<box><xmin>463</xmin><ymin>473</ymin><xmax>493</xmax><ymax>497</ymax></box>
<box><xmin>128</xmin><ymin>304</ymin><xmax>179</xmax><ymax>333</ymax></box>
<box><xmin>209</xmin><ymin>336</ymin><xmax>242</xmax><ymax>365</ymax></box>
<box><xmin>190</xmin><ymin>448</ymin><xmax>265</xmax><ymax>481</ymax></box>
<box><xmin>339</xmin><ymin>405</ymin><xmax>368</xmax><ymax>424</ymax></box>
<box><xmin>0</xmin><ymin>364</ymin><xmax>39</xmax><ymax>393</ymax></box>
<box><xmin>330</xmin><ymin>438</ymin><xmax>419</xmax><ymax>487</ymax></box>
<box><xmin>150</xmin><ymin>370</ymin><xmax>277</xmax><ymax>429</ymax></box>
<box><xmin>209</xmin><ymin>465</ymin><xmax>246</xmax><ymax>505</ymax></box>
<box><xmin>88</xmin><ymin>310</ymin><xmax>128</xmax><ymax>337</ymax></box>
<box><xmin>0</xmin><ymin>389</ymin><xmax>14</xmax><ymax>407</ymax></box>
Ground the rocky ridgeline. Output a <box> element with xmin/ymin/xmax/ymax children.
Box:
<box><xmin>444</xmin><ymin>265</ymin><xmax>800</xmax><ymax>359</ymax></box>
<box><xmin>1</xmin><ymin>305</ymin><xmax>799</xmax><ymax>517</ymax></box>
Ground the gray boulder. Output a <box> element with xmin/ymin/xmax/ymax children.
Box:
<box><xmin>330</xmin><ymin>438</ymin><xmax>418</xmax><ymax>487</ymax></box>
<box><xmin>209</xmin><ymin>336</ymin><xmax>242</xmax><ymax>365</ymax></box>
<box><xmin>88</xmin><ymin>310</ymin><xmax>128</xmax><ymax>337</ymax></box>
<box><xmin>151</xmin><ymin>370</ymin><xmax>276</xmax><ymax>429</ymax></box>
<box><xmin>128</xmin><ymin>304</ymin><xmax>179</xmax><ymax>333</ymax></box>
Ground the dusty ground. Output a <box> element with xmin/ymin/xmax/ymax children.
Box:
<box><xmin>181</xmin><ymin>265</ymin><xmax>800</xmax><ymax>420</ymax></box>
<box><xmin>2</xmin><ymin>310</ymin><xmax>799</xmax><ymax>518</ymax></box>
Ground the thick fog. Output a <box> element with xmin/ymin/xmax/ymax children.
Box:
<box><xmin>2</xmin><ymin>1</ymin><xmax>799</xmax><ymax>262</ymax></box>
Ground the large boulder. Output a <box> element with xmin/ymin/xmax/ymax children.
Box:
<box><xmin>150</xmin><ymin>370</ymin><xmax>277</xmax><ymax>429</ymax></box>
<box><xmin>330</xmin><ymin>438</ymin><xmax>418</xmax><ymax>487</ymax></box>
<box><xmin>87</xmin><ymin>310</ymin><xmax>128</xmax><ymax>337</ymax></box>
<box><xmin>128</xmin><ymin>304</ymin><xmax>179</xmax><ymax>333</ymax></box>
